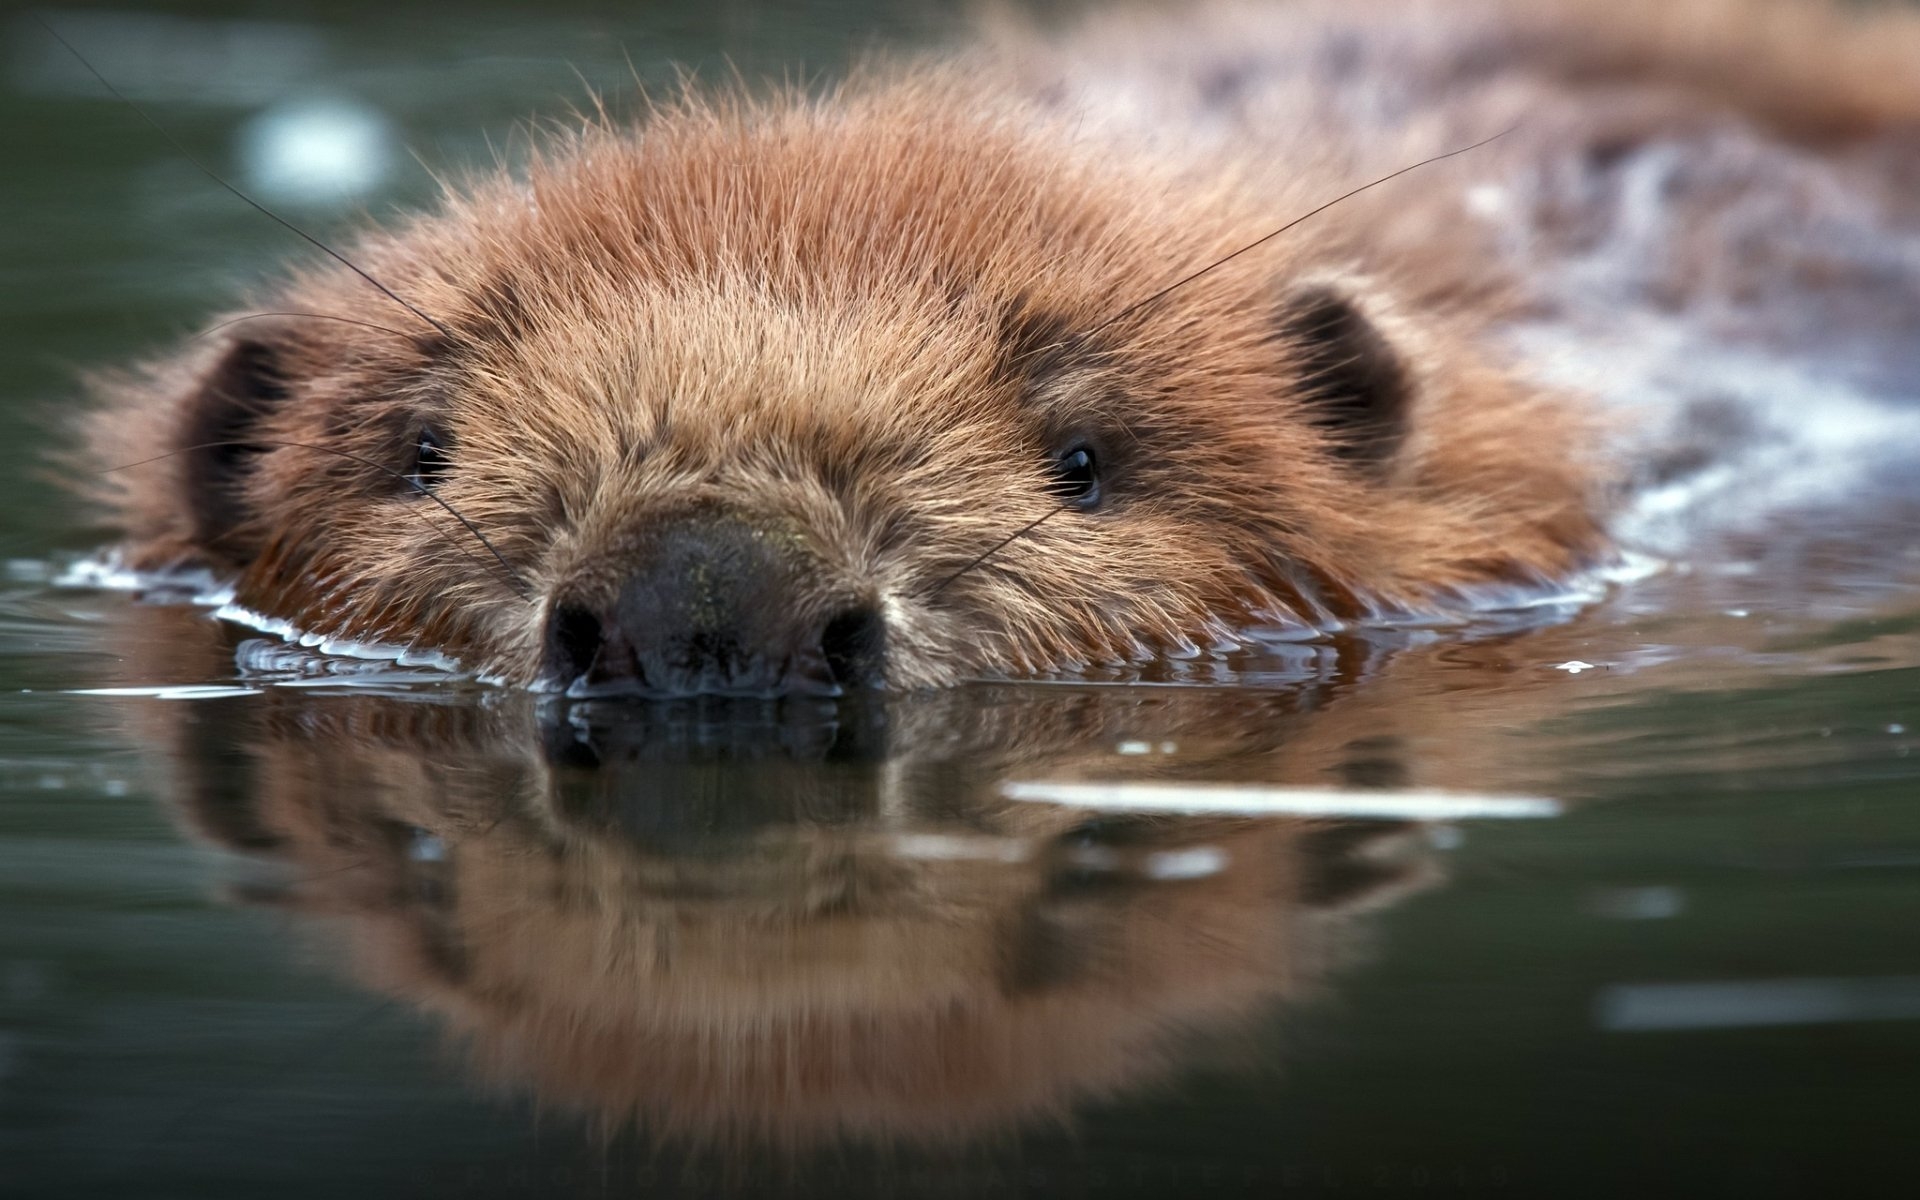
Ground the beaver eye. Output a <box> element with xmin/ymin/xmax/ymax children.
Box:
<box><xmin>1048</xmin><ymin>443</ymin><xmax>1101</xmax><ymax>509</ymax></box>
<box><xmin>406</xmin><ymin>426</ymin><xmax>453</xmax><ymax>492</ymax></box>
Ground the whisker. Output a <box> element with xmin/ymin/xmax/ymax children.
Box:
<box><xmin>192</xmin><ymin>312</ymin><xmax>418</xmax><ymax>344</ymax></box>
<box><xmin>1086</xmin><ymin>126</ymin><xmax>1520</xmax><ymax>337</ymax></box>
<box><xmin>921</xmin><ymin>503</ymin><xmax>1070</xmax><ymax>599</ymax></box>
<box><xmin>36</xmin><ymin>16</ymin><xmax>455</xmax><ymax>342</ymax></box>
<box><xmin>100</xmin><ymin>441</ymin><xmax>533</xmax><ymax>603</ymax></box>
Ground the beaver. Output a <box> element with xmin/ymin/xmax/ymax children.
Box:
<box><xmin>79</xmin><ymin>0</ymin><xmax>1920</xmax><ymax>695</ymax></box>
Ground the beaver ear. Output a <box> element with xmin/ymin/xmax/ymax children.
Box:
<box><xmin>1273</xmin><ymin>282</ymin><xmax>1413</xmax><ymax>474</ymax></box>
<box><xmin>175</xmin><ymin>337</ymin><xmax>291</xmax><ymax>558</ymax></box>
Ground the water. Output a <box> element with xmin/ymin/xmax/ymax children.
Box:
<box><xmin>4</xmin><ymin>6</ymin><xmax>1920</xmax><ymax>1197</ymax></box>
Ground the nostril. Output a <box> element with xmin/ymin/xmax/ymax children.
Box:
<box><xmin>545</xmin><ymin>603</ymin><xmax>604</xmax><ymax>684</ymax></box>
<box><xmin>818</xmin><ymin>605</ymin><xmax>885</xmax><ymax>688</ymax></box>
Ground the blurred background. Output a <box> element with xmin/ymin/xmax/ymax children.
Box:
<box><xmin>3</xmin><ymin>1</ymin><xmax>965</xmax><ymax>554</ymax></box>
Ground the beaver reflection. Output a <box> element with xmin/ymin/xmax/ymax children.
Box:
<box><xmin>139</xmin><ymin>673</ymin><xmax>1449</xmax><ymax>1148</ymax></box>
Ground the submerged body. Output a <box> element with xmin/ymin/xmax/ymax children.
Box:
<box><xmin>83</xmin><ymin>0</ymin><xmax>1920</xmax><ymax>693</ymax></box>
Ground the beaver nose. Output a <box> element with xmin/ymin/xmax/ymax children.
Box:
<box><xmin>541</xmin><ymin>516</ymin><xmax>885</xmax><ymax>697</ymax></box>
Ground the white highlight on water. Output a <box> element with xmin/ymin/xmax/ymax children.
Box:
<box><xmin>69</xmin><ymin>685</ymin><xmax>264</xmax><ymax>700</ymax></box>
<box><xmin>999</xmin><ymin>782</ymin><xmax>1561</xmax><ymax>820</ymax></box>
<box><xmin>238</xmin><ymin>97</ymin><xmax>394</xmax><ymax>204</ymax></box>
<box><xmin>1597</xmin><ymin>977</ymin><xmax>1920</xmax><ymax>1032</ymax></box>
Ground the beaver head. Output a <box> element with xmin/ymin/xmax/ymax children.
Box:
<box><xmin>87</xmin><ymin>75</ymin><xmax>1605</xmax><ymax>694</ymax></box>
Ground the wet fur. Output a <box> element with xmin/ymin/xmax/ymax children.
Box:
<box><xmin>82</xmin><ymin>0</ymin><xmax>1920</xmax><ymax>686</ymax></box>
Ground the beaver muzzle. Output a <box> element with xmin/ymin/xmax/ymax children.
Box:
<box><xmin>541</xmin><ymin>514</ymin><xmax>885</xmax><ymax>698</ymax></box>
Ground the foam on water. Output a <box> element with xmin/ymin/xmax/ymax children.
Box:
<box><xmin>213</xmin><ymin>603</ymin><xmax>465</xmax><ymax>674</ymax></box>
<box><xmin>53</xmin><ymin>553</ymin><xmax>231</xmax><ymax>607</ymax></box>
<box><xmin>52</xmin><ymin>551</ymin><xmax>473</xmax><ymax>688</ymax></box>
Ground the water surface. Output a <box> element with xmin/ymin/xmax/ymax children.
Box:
<box><xmin>4</xmin><ymin>5</ymin><xmax>1920</xmax><ymax>1197</ymax></box>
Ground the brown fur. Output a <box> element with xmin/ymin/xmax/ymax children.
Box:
<box><xmin>82</xmin><ymin>0</ymin><xmax>1920</xmax><ymax>689</ymax></box>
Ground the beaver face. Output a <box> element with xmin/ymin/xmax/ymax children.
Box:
<box><xmin>88</xmin><ymin>81</ymin><xmax>1604</xmax><ymax>693</ymax></box>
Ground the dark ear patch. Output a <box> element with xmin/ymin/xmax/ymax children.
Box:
<box><xmin>1274</xmin><ymin>283</ymin><xmax>1412</xmax><ymax>472</ymax></box>
<box><xmin>179</xmin><ymin>338</ymin><xmax>289</xmax><ymax>557</ymax></box>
